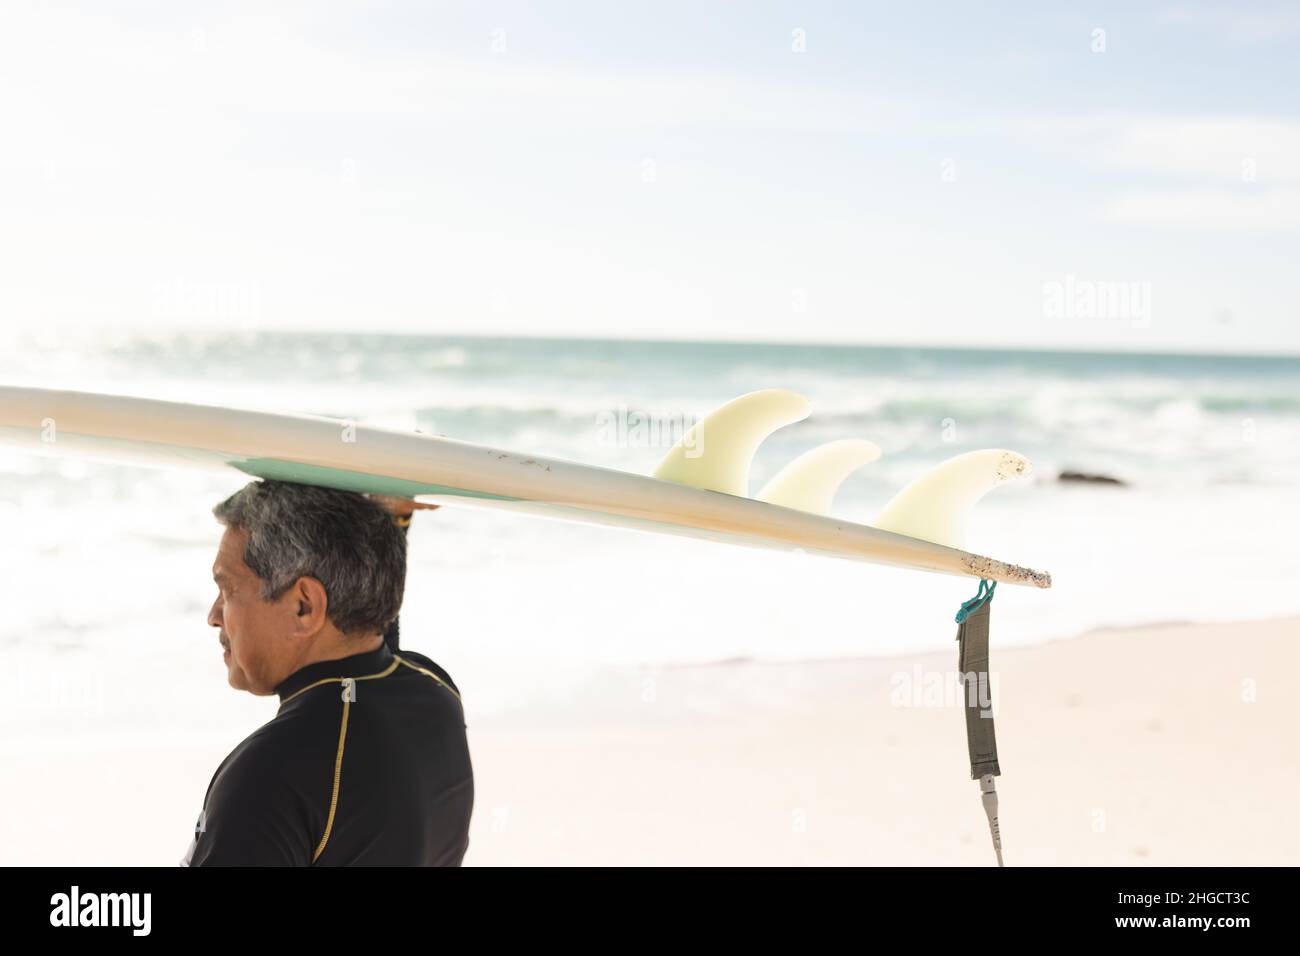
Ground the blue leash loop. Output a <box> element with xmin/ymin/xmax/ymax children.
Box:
<box><xmin>955</xmin><ymin>578</ymin><xmax>997</xmax><ymax>623</ymax></box>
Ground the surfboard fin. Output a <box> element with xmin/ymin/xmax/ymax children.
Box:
<box><xmin>653</xmin><ymin>389</ymin><xmax>811</xmax><ymax>496</ymax></box>
<box><xmin>873</xmin><ymin>449</ymin><xmax>1032</xmax><ymax>550</ymax></box>
<box><xmin>755</xmin><ymin>438</ymin><xmax>881</xmax><ymax>514</ymax></box>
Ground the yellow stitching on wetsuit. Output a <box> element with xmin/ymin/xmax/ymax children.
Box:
<box><xmin>280</xmin><ymin>658</ymin><xmax>400</xmax><ymax>705</ymax></box>
<box><xmin>312</xmin><ymin>697</ymin><xmax>351</xmax><ymax>863</ymax></box>
<box><xmin>394</xmin><ymin>655</ymin><xmax>463</xmax><ymax>703</ymax></box>
<box><xmin>288</xmin><ymin>654</ymin><xmax>456</xmax><ymax>863</ymax></box>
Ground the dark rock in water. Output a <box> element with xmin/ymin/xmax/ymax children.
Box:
<box><xmin>1058</xmin><ymin>470</ymin><xmax>1126</xmax><ymax>486</ymax></box>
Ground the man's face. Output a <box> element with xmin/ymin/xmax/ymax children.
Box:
<box><xmin>208</xmin><ymin>526</ymin><xmax>302</xmax><ymax>695</ymax></box>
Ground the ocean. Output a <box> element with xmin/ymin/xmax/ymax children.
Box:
<box><xmin>1</xmin><ymin>330</ymin><xmax>1297</xmax><ymax>729</ymax></box>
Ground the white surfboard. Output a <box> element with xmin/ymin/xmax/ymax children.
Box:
<box><xmin>0</xmin><ymin>386</ymin><xmax>1050</xmax><ymax>588</ymax></box>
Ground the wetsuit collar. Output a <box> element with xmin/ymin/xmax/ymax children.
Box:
<box><xmin>275</xmin><ymin>641</ymin><xmax>395</xmax><ymax>702</ymax></box>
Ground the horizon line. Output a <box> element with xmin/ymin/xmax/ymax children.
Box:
<box><xmin>15</xmin><ymin>322</ymin><xmax>1300</xmax><ymax>362</ymax></box>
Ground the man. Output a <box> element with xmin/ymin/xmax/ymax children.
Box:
<box><xmin>181</xmin><ymin>480</ymin><xmax>473</xmax><ymax>866</ymax></box>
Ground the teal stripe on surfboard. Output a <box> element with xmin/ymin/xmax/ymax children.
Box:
<box><xmin>235</xmin><ymin>458</ymin><xmax>518</xmax><ymax>503</ymax></box>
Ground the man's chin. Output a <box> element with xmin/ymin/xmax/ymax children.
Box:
<box><xmin>225</xmin><ymin>664</ymin><xmax>251</xmax><ymax>692</ymax></box>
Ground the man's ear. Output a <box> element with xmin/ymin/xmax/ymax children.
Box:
<box><xmin>290</xmin><ymin>576</ymin><xmax>330</xmax><ymax>636</ymax></box>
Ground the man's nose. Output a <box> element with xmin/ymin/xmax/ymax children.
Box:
<box><xmin>207</xmin><ymin>595</ymin><xmax>223</xmax><ymax>629</ymax></box>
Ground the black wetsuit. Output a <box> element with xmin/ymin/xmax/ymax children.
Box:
<box><xmin>181</xmin><ymin>643</ymin><xmax>473</xmax><ymax>866</ymax></box>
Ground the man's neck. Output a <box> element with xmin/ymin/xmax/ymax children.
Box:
<box><xmin>292</xmin><ymin>631</ymin><xmax>384</xmax><ymax>672</ymax></box>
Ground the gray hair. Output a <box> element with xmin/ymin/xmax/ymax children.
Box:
<box><xmin>212</xmin><ymin>480</ymin><xmax>406</xmax><ymax>636</ymax></box>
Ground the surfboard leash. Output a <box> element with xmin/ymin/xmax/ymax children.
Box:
<box><xmin>955</xmin><ymin>578</ymin><xmax>1003</xmax><ymax>866</ymax></box>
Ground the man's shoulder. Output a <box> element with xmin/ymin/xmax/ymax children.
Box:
<box><xmin>222</xmin><ymin>719</ymin><xmax>283</xmax><ymax>764</ymax></box>
<box><xmin>392</xmin><ymin>648</ymin><xmax>461</xmax><ymax>695</ymax></box>
<box><xmin>217</xmin><ymin>709</ymin><xmax>332</xmax><ymax>784</ymax></box>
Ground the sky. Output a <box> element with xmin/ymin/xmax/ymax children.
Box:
<box><xmin>1</xmin><ymin>1</ymin><xmax>1297</xmax><ymax>354</ymax></box>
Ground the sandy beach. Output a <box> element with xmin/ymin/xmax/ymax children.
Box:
<box><xmin>461</xmin><ymin>616</ymin><xmax>1299</xmax><ymax>866</ymax></box>
<box><xmin>2</xmin><ymin>615</ymin><xmax>1295</xmax><ymax>867</ymax></box>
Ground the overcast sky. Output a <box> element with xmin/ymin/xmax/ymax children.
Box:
<box><xmin>2</xmin><ymin>1</ymin><xmax>1297</xmax><ymax>353</ymax></box>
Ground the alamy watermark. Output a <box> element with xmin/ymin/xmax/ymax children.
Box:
<box><xmin>595</xmin><ymin>406</ymin><xmax>700</xmax><ymax>455</ymax></box>
<box><xmin>50</xmin><ymin>886</ymin><xmax>151</xmax><ymax>936</ymax></box>
<box><xmin>152</xmin><ymin>277</ymin><xmax>261</xmax><ymax>325</ymax></box>
<box><xmin>890</xmin><ymin>664</ymin><xmax>999</xmax><ymax>714</ymax></box>
<box><xmin>1043</xmin><ymin>274</ymin><xmax>1151</xmax><ymax>329</ymax></box>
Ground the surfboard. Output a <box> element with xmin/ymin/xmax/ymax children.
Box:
<box><xmin>0</xmin><ymin>385</ymin><xmax>1050</xmax><ymax>588</ymax></box>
